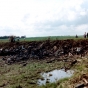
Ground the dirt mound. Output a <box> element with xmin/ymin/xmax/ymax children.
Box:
<box><xmin>0</xmin><ymin>39</ymin><xmax>88</xmax><ymax>64</ymax></box>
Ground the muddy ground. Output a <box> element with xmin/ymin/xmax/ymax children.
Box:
<box><xmin>0</xmin><ymin>39</ymin><xmax>88</xmax><ymax>64</ymax></box>
<box><xmin>0</xmin><ymin>39</ymin><xmax>88</xmax><ymax>88</ymax></box>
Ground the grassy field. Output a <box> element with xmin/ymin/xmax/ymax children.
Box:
<box><xmin>0</xmin><ymin>35</ymin><xmax>84</xmax><ymax>42</ymax></box>
<box><xmin>21</xmin><ymin>36</ymin><xmax>84</xmax><ymax>41</ymax></box>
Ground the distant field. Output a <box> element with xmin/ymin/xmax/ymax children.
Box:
<box><xmin>0</xmin><ymin>36</ymin><xmax>85</xmax><ymax>42</ymax></box>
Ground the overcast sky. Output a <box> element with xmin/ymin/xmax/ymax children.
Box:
<box><xmin>0</xmin><ymin>0</ymin><xmax>88</xmax><ymax>37</ymax></box>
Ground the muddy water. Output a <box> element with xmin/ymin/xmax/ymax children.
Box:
<box><xmin>37</xmin><ymin>69</ymin><xmax>74</xmax><ymax>85</ymax></box>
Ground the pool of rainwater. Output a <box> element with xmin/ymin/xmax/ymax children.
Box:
<box><xmin>37</xmin><ymin>69</ymin><xmax>74</xmax><ymax>85</ymax></box>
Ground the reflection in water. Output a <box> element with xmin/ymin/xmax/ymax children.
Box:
<box><xmin>37</xmin><ymin>69</ymin><xmax>74</xmax><ymax>85</ymax></box>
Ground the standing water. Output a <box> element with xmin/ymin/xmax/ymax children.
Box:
<box><xmin>37</xmin><ymin>69</ymin><xmax>74</xmax><ymax>85</ymax></box>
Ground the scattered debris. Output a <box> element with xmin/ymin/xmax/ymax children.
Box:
<box><xmin>75</xmin><ymin>75</ymin><xmax>88</xmax><ymax>88</ymax></box>
<box><xmin>0</xmin><ymin>39</ymin><xmax>87</xmax><ymax>65</ymax></box>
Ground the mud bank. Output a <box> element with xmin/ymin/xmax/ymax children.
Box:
<box><xmin>0</xmin><ymin>39</ymin><xmax>88</xmax><ymax>65</ymax></box>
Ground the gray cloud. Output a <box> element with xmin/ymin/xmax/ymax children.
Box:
<box><xmin>34</xmin><ymin>9</ymin><xmax>88</xmax><ymax>31</ymax></box>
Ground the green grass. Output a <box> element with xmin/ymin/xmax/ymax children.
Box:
<box><xmin>18</xmin><ymin>36</ymin><xmax>85</xmax><ymax>41</ymax></box>
<box><xmin>0</xmin><ymin>35</ymin><xmax>85</xmax><ymax>42</ymax></box>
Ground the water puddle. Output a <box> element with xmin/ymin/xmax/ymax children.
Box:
<box><xmin>37</xmin><ymin>69</ymin><xmax>74</xmax><ymax>85</ymax></box>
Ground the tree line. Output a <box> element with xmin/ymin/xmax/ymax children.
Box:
<box><xmin>0</xmin><ymin>36</ymin><xmax>26</xmax><ymax>39</ymax></box>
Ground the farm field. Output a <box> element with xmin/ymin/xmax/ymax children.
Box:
<box><xmin>0</xmin><ymin>38</ymin><xmax>88</xmax><ymax>88</ymax></box>
<box><xmin>0</xmin><ymin>35</ymin><xmax>84</xmax><ymax>42</ymax></box>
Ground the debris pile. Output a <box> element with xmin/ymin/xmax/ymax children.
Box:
<box><xmin>0</xmin><ymin>39</ymin><xmax>88</xmax><ymax>64</ymax></box>
<box><xmin>75</xmin><ymin>74</ymin><xmax>88</xmax><ymax>88</ymax></box>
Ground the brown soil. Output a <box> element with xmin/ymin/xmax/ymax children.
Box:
<box><xmin>0</xmin><ymin>39</ymin><xmax>88</xmax><ymax>87</ymax></box>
